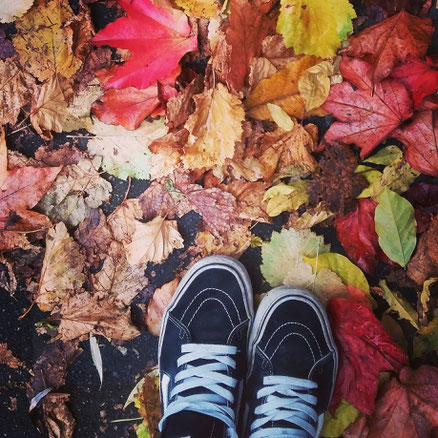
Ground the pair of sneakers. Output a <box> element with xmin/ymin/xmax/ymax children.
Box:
<box><xmin>158</xmin><ymin>256</ymin><xmax>338</xmax><ymax>438</ymax></box>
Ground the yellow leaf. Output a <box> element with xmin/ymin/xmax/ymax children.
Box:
<box><xmin>262</xmin><ymin>180</ymin><xmax>309</xmax><ymax>217</ymax></box>
<box><xmin>298</xmin><ymin>60</ymin><xmax>335</xmax><ymax>111</ymax></box>
<box><xmin>13</xmin><ymin>0</ymin><xmax>82</xmax><ymax>81</ymax></box>
<box><xmin>126</xmin><ymin>217</ymin><xmax>184</xmax><ymax>265</ymax></box>
<box><xmin>421</xmin><ymin>278</ymin><xmax>437</xmax><ymax>315</ymax></box>
<box><xmin>377</xmin><ymin>280</ymin><xmax>419</xmax><ymax>330</ymax></box>
<box><xmin>183</xmin><ymin>83</ymin><xmax>244</xmax><ymax>169</ymax></box>
<box><xmin>277</xmin><ymin>0</ymin><xmax>356</xmax><ymax>58</ymax></box>
<box><xmin>355</xmin><ymin>165</ymin><xmax>382</xmax><ymax>198</ymax></box>
<box><xmin>287</xmin><ymin>202</ymin><xmax>334</xmax><ymax>229</ymax></box>
<box><xmin>0</xmin><ymin>0</ymin><xmax>34</xmax><ymax>22</ymax></box>
<box><xmin>267</xmin><ymin>103</ymin><xmax>294</xmax><ymax>131</ymax></box>
<box><xmin>175</xmin><ymin>0</ymin><xmax>219</xmax><ymax>18</ymax></box>
<box><xmin>322</xmin><ymin>399</ymin><xmax>359</xmax><ymax>438</ymax></box>
<box><xmin>304</xmin><ymin>252</ymin><xmax>374</xmax><ymax>305</ymax></box>
<box><xmin>246</xmin><ymin>56</ymin><xmax>326</xmax><ymax>120</ymax></box>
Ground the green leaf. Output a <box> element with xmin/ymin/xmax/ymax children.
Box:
<box><xmin>304</xmin><ymin>252</ymin><xmax>375</xmax><ymax>306</ymax></box>
<box><xmin>322</xmin><ymin>399</ymin><xmax>359</xmax><ymax>437</ymax></box>
<box><xmin>378</xmin><ymin>280</ymin><xmax>419</xmax><ymax>330</ymax></box>
<box><xmin>364</xmin><ymin>145</ymin><xmax>402</xmax><ymax>165</ymax></box>
<box><xmin>374</xmin><ymin>188</ymin><xmax>416</xmax><ymax>267</ymax></box>
<box><xmin>355</xmin><ymin>165</ymin><xmax>382</xmax><ymax>198</ymax></box>
<box><xmin>135</xmin><ymin>423</ymin><xmax>150</xmax><ymax>438</ymax></box>
<box><xmin>262</xmin><ymin>181</ymin><xmax>309</xmax><ymax>217</ymax></box>
<box><xmin>261</xmin><ymin>228</ymin><xmax>330</xmax><ymax>287</ymax></box>
<box><xmin>267</xmin><ymin>103</ymin><xmax>294</xmax><ymax>131</ymax></box>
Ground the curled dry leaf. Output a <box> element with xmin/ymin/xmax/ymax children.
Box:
<box><xmin>42</xmin><ymin>393</ymin><xmax>75</xmax><ymax>438</ymax></box>
<box><xmin>0</xmin><ymin>343</ymin><xmax>24</xmax><ymax>368</ymax></box>
<box><xmin>183</xmin><ymin>83</ymin><xmax>245</xmax><ymax>169</ymax></box>
<box><xmin>146</xmin><ymin>278</ymin><xmax>179</xmax><ymax>336</ymax></box>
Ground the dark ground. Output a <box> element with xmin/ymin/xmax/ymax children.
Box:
<box><xmin>1</xmin><ymin>1</ymin><xmax>438</xmax><ymax>437</ymax></box>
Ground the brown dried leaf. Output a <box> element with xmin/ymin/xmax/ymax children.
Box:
<box><xmin>42</xmin><ymin>393</ymin><xmax>75</xmax><ymax>438</ymax></box>
<box><xmin>137</xmin><ymin>371</ymin><xmax>161</xmax><ymax>438</ymax></box>
<box><xmin>0</xmin><ymin>343</ymin><xmax>23</xmax><ymax>368</ymax></box>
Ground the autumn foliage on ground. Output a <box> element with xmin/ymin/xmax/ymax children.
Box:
<box><xmin>1</xmin><ymin>0</ymin><xmax>438</xmax><ymax>436</ymax></box>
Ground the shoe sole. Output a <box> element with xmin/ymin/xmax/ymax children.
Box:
<box><xmin>246</xmin><ymin>286</ymin><xmax>338</xmax><ymax>437</ymax></box>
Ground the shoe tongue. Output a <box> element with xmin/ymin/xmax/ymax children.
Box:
<box><xmin>162</xmin><ymin>411</ymin><xmax>227</xmax><ymax>438</ymax></box>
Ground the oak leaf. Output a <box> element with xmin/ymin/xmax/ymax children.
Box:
<box><xmin>367</xmin><ymin>366</ymin><xmax>438</xmax><ymax>438</ymax></box>
<box><xmin>37</xmin><ymin>222</ymin><xmax>85</xmax><ymax>312</ymax></box>
<box><xmin>0</xmin><ymin>58</ymin><xmax>35</xmax><ymax>125</ymax></box>
<box><xmin>126</xmin><ymin>216</ymin><xmax>184</xmax><ymax>265</ymax></box>
<box><xmin>224</xmin><ymin>0</ymin><xmax>271</xmax><ymax>92</ymax></box>
<box><xmin>183</xmin><ymin>83</ymin><xmax>245</xmax><ymax>169</ymax></box>
<box><xmin>277</xmin><ymin>0</ymin><xmax>356</xmax><ymax>58</ymax></box>
<box><xmin>328</xmin><ymin>298</ymin><xmax>408</xmax><ymax>415</ymax></box>
<box><xmin>392</xmin><ymin>109</ymin><xmax>438</xmax><ymax>177</ymax></box>
<box><xmin>323</xmin><ymin>57</ymin><xmax>413</xmax><ymax>158</ymax></box>
<box><xmin>246</xmin><ymin>56</ymin><xmax>325</xmax><ymax>120</ymax></box>
<box><xmin>13</xmin><ymin>0</ymin><xmax>82</xmax><ymax>82</ymax></box>
<box><xmin>0</xmin><ymin>0</ymin><xmax>34</xmax><ymax>23</ymax></box>
<box><xmin>343</xmin><ymin>11</ymin><xmax>433</xmax><ymax>83</ymax></box>
<box><xmin>93</xmin><ymin>0</ymin><xmax>197</xmax><ymax>90</ymax></box>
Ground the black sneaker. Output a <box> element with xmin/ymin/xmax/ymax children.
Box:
<box><xmin>242</xmin><ymin>287</ymin><xmax>338</xmax><ymax>438</ymax></box>
<box><xmin>158</xmin><ymin>256</ymin><xmax>254</xmax><ymax>438</ymax></box>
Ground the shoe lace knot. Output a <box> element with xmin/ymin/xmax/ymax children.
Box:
<box><xmin>249</xmin><ymin>375</ymin><xmax>318</xmax><ymax>438</ymax></box>
<box><xmin>159</xmin><ymin>343</ymin><xmax>239</xmax><ymax>438</ymax></box>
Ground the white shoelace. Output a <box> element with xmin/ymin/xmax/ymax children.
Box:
<box><xmin>249</xmin><ymin>375</ymin><xmax>318</xmax><ymax>438</ymax></box>
<box><xmin>159</xmin><ymin>343</ymin><xmax>239</xmax><ymax>438</ymax></box>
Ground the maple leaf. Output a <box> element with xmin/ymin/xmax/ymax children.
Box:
<box><xmin>343</xmin><ymin>11</ymin><xmax>433</xmax><ymax>83</ymax></box>
<box><xmin>392</xmin><ymin>109</ymin><xmax>438</xmax><ymax>177</ymax></box>
<box><xmin>308</xmin><ymin>143</ymin><xmax>368</xmax><ymax>216</ymax></box>
<box><xmin>37</xmin><ymin>222</ymin><xmax>85</xmax><ymax>312</ymax></box>
<box><xmin>328</xmin><ymin>298</ymin><xmax>408</xmax><ymax>415</ymax></box>
<box><xmin>146</xmin><ymin>278</ymin><xmax>179</xmax><ymax>336</ymax></box>
<box><xmin>277</xmin><ymin>0</ymin><xmax>356</xmax><ymax>58</ymax></box>
<box><xmin>13</xmin><ymin>0</ymin><xmax>82</xmax><ymax>82</ymax></box>
<box><xmin>323</xmin><ymin>57</ymin><xmax>413</xmax><ymax>158</ymax></box>
<box><xmin>391</xmin><ymin>56</ymin><xmax>438</xmax><ymax>109</ymax></box>
<box><xmin>334</xmin><ymin>198</ymin><xmax>388</xmax><ymax>276</ymax></box>
<box><xmin>246</xmin><ymin>56</ymin><xmax>325</xmax><ymax>120</ymax></box>
<box><xmin>367</xmin><ymin>366</ymin><xmax>438</xmax><ymax>438</ymax></box>
<box><xmin>93</xmin><ymin>0</ymin><xmax>197</xmax><ymax>90</ymax></box>
<box><xmin>0</xmin><ymin>0</ymin><xmax>34</xmax><ymax>23</ymax></box>
<box><xmin>0</xmin><ymin>58</ymin><xmax>35</xmax><ymax>125</ymax></box>
<box><xmin>224</xmin><ymin>0</ymin><xmax>271</xmax><ymax>92</ymax></box>
<box><xmin>183</xmin><ymin>83</ymin><xmax>245</xmax><ymax>169</ymax></box>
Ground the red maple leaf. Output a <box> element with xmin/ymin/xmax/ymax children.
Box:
<box><xmin>343</xmin><ymin>11</ymin><xmax>433</xmax><ymax>83</ymax></box>
<box><xmin>367</xmin><ymin>366</ymin><xmax>438</xmax><ymax>437</ymax></box>
<box><xmin>323</xmin><ymin>57</ymin><xmax>413</xmax><ymax>158</ymax></box>
<box><xmin>328</xmin><ymin>298</ymin><xmax>408</xmax><ymax>415</ymax></box>
<box><xmin>392</xmin><ymin>109</ymin><xmax>438</xmax><ymax>177</ymax></box>
<box><xmin>334</xmin><ymin>198</ymin><xmax>390</xmax><ymax>276</ymax></box>
<box><xmin>391</xmin><ymin>56</ymin><xmax>438</xmax><ymax>109</ymax></box>
<box><xmin>93</xmin><ymin>0</ymin><xmax>197</xmax><ymax>90</ymax></box>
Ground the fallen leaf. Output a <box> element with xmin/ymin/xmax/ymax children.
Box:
<box><xmin>323</xmin><ymin>57</ymin><xmax>413</xmax><ymax>158</ymax></box>
<box><xmin>375</xmin><ymin>280</ymin><xmax>419</xmax><ymax>330</ymax></box>
<box><xmin>175</xmin><ymin>0</ymin><xmax>218</xmax><ymax>18</ymax></box>
<box><xmin>87</xmin><ymin>117</ymin><xmax>168</xmax><ymax>180</ymax></box>
<box><xmin>37</xmin><ymin>157</ymin><xmax>112</xmax><ymax>228</ymax></box>
<box><xmin>126</xmin><ymin>216</ymin><xmax>184</xmax><ymax>265</ymax></box>
<box><xmin>308</xmin><ymin>142</ymin><xmax>368</xmax><ymax>216</ymax></box>
<box><xmin>183</xmin><ymin>83</ymin><xmax>245</xmax><ymax>169</ymax></box>
<box><xmin>0</xmin><ymin>257</ymin><xmax>17</xmax><ymax>294</ymax></box>
<box><xmin>89</xmin><ymin>334</ymin><xmax>103</xmax><ymax>387</ymax></box>
<box><xmin>0</xmin><ymin>58</ymin><xmax>35</xmax><ymax>125</ymax></box>
<box><xmin>13</xmin><ymin>0</ymin><xmax>82</xmax><ymax>81</ymax></box>
<box><xmin>322</xmin><ymin>399</ymin><xmax>359</xmax><ymax>438</ymax></box>
<box><xmin>146</xmin><ymin>278</ymin><xmax>179</xmax><ymax>336</ymax></box>
<box><xmin>0</xmin><ymin>0</ymin><xmax>34</xmax><ymax>23</ymax></box>
<box><xmin>93</xmin><ymin>0</ymin><xmax>197</xmax><ymax>90</ymax></box>
<box><xmin>262</xmin><ymin>180</ymin><xmax>309</xmax><ymax>217</ymax></box>
<box><xmin>0</xmin><ymin>24</ymin><xmax>16</xmax><ymax>59</ymax></box>
<box><xmin>375</xmin><ymin>188</ymin><xmax>416</xmax><ymax>268</ymax></box>
<box><xmin>277</xmin><ymin>0</ymin><xmax>356</xmax><ymax>58</ymax></box>
<box><xmin>392</xmin><ymin>109</ymin><xmax>438</xmax><ymax>177</ymax></box>
<box><xmin>137</xmin><ymin>370</ymin><xmax>161</xmax><ymax>438</ymax></box>
<box><xmin>0</xmin><ymin>343</ymin><xmax>24</xmax><ymax>368</ymax></box>
<box><xmin>364</xmin><ymin>145</ymin><xmax>403</xmax><ymax>166</ymax></box>
<box><xmin>42</xmin><ymin>393</ymin><xmax>75</xmax><ymax>438</ymax></box>
<box><xmin>37</xmin><ymin>222</ymin><xmax>85</xmax><ymax>312</ymax></box>
<box><xmin>344</xmin><ymin>11</ymin><xmax>433</xmax><ymax>83</ymax></box>
<box><xmin>328</xmin><ymin>298</ymin><xmax>408</xmax><ymax>415</ymax></box>
<box><xmin>224</xmin><ymin>0</ymin><xmax>271</xmax><ymax>91</ymax></box>
<box><xmin>267</xmin><ymin>103</ymin><xmax>295</xmax><ymax>131</ymax></box>
<box><xmin>246</xmin><ymin>56</ymin><xmax>324</xmax><ymax>120</ymax></box>
<box><xmin>261</xmin><ymin>228</ymin><xmax>330</xmax><ymax>287</ymax></box>
<box><xmin>334</xmin><ymin>198</ymin><xmax>388</xmax><ymax>276</ymax></box>
<box><xmin>287</xmin><ymin>203</ymin><xmax>334</xmax><ymax>230</ymax></box>
<box><xmin>363</xmin><ymin>0</ymin><xmax>432</xmax><ymax>21</ymax></box>
<box><xmin>419</xmin><ymin>278</ymin><xmax>436</xmax><ymax>319</ymax></box>
<box><xmin>367</xmin><ymin>366</ymin><xmax>438</xmax><ymax>438</ymax></box>
<box><xmin>413</xmin><ymin>317</ymin><xmax>438</xmax><ymax>359</ymax></box>
<box><xmin>407</xmin><ymin>215</ymin><xmax>438</xmax><ymax>286</ymax></box>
